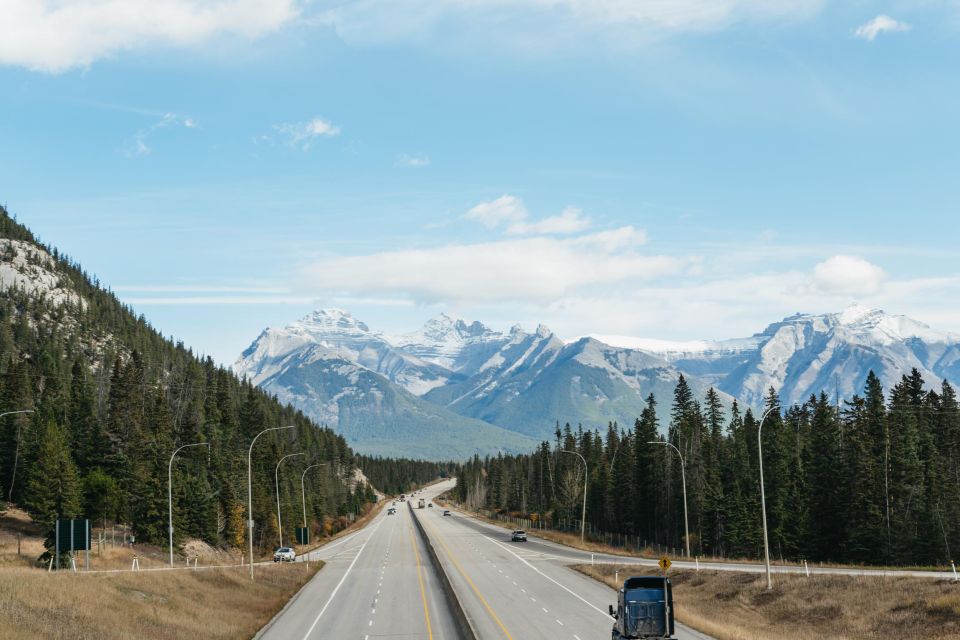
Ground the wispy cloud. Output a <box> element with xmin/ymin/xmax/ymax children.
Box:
<box><xmin>0</xmin><ymin>0</ymin><xmax>299</xmax><ymax>73</ymax></box>
<box><xmin>464</xmin><ymin>195</ymin><xmax>591</xmax><ymax>236</ymax></box>
<box><xmin>854</xmin><ymin>15</ymin><xmax>911</xmax><ymax>41</ymax></box>
<box><xmin>275</xmin><ymin>117</ymin><xmax>341</xmax><ymax>150</ymax></box>
<box><xmin>123</xmin><ymin>295</ymin><xmax>314</xmax><ymax>305</ymax></box>
<box><xmin>299</xmin><ymin>225</ymin><xmax>680</xmax><ymax>304</ymax></box>
<box><xmin>124</xmin><ymin>112</ymin><xmax>197</xmax><ymax>158</ymax></box>
<box><xmin>320</xmin><ymin>0</ymin><xmax>825</xmax><ymax>53</ymax></box>
<box><xmin>395</xmin><ymin>153</ymin><xmax>431</xmax><ymax>168</ymax></box>
<box><xmin>114</xmin><ymin>285</ymin><xmax>287</xmax><ymax>293</ymax></box>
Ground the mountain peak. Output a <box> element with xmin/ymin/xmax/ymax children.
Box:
<box><xmin>837</xmin><ymin>303</ymin><xmax>881</xmax><ymax>326</ymax></box>
<box><xmin>298</xmin><ymin>308</ymin><xmax>371</xmax><ymax>333</ymax></box>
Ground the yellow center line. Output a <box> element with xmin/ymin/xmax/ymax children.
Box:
<box><xmin>421</xmin><ymin>514</ymin><xmax>514</xmax><ymax>640</ymax></box>
<box><xmin>408</xmin><ymin>517</ymin><xmax>434</xmax><ymax>640</ymax></box>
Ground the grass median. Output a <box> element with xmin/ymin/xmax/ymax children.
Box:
<box><xmin>576</xmin><ymin>563</ymin><xmax>960</xmax><ymax>640</ymax></box>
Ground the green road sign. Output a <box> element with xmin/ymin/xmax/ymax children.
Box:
<box><xmin>295</xmin><ymin>527</ymin><xmax>310</xmax><ymax>545</ymax></box>
<box><xmin>56</xmin><ymin>519</ymin><xmax>90</xmax><ymax>552</ymax></box>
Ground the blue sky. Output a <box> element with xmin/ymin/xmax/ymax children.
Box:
<box><xmin>2</xmin><ymin>1</ymin><xmax>960</xmax><ymax>365</ymax></box>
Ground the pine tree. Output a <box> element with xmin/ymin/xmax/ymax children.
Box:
<box><xmin>23</xmin><ymin>421</ymin><xmax>82</xmax><ymax>563</ymax></box>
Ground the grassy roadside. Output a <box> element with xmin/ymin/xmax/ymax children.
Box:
<box><xmin>576</xmin><ymin>563</ymin><xmax>960</xmax><ymax>640</ymax></box>
<box><xmin>0</xmin><ymin>562</ymin><xmax>322</xmax><ymax>640</ymax></box>
<box><xmin>439</xmin><ymin>499</ymin><xmax>951</xmax><ymax>573</ymax></box>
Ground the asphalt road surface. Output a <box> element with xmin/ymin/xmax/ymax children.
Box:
<box><xmin>413</xmin><ymin>480</ymin><xmax>712</xmax><ymax>640</ymax></box>
<box><xmin>259</xmin><ymin>495</ymin><xmax>459</xmax><ymax>640</ymax></box>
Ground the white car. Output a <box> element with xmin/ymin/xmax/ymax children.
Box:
<box><xmin>273</xmin><ymin>547</ymin><xmax>296</xmax><ymax>562</ymax></box>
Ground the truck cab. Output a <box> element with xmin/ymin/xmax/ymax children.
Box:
<box><xmin>610</xmin><ymin>576</ymin><xmax>675</xmax><ymax>639</ymax></box>
<box><xmin>418</xmin><ymin>498</ymin><xmax>425</xmax><ymax>508</ymax></box>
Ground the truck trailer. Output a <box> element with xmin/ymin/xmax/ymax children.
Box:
<box><xmin>418</xmin><ymin>498</ymin><xmax>425</xmax><ymax>508</ymax></box>
<box><xmin>609</xmin><ymin>576</ymin><xmax>675</xmax><ymax>639</ymax></box>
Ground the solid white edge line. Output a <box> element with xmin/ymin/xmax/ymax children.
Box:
<box><xmin>301</xmin><ymin>518</ymin><xmax>385</xmax><ymax>640</ymax></box>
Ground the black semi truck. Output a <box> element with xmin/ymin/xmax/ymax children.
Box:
<box><xmin>609</xmin><ymin>576</ymin><xmax>676</xmax><ymax>639</ymax></box>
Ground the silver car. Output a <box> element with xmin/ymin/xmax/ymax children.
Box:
<box><xmin>273</xmin><ymin>547</ymin><xmax>296</xmax><ymax>562</ymax></box>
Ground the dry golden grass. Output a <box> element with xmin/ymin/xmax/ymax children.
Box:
<box><xmin>0</xmin><ymin>561</ymin><xmax>321</xmax><ymax>640</ymax></box>
<box><xmin>576</xmin><ymin>563</ymin><xmax>960</xmax><ymax>640</ymax></box>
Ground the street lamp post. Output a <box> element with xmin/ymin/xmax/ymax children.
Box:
<box><xmin>648</xmin><ymin>440</ymin><xmax>690</xmax><ymax>558</ymax></box>
<box><xmin>3</xmin><ymin>410</ymin><xmax>34</xmax><ymax>501</ymax></box>
<box><xmin>300</xmin><ymin>463</ymin><xmax>327</xmax><ymax>529</ymax></box>
<box><xmin>168</xmin><ymin>442</ymin><xmax>210</xmax><ymax>567</ymax></box>
<box><xmin>247</xmin><ymin>425</ymin><xmax>295</xmax><ymax>580</ymax></box>
<box><xmin>275</xmin><ymin>453</ymin><xmax>305</xmax><ymax>547</ymax></box>
<box><xmin>757</xmin><ymin>407</ymin><xmax>776</xmax><ymax>590</ymax></box>
<box><xmin>560</xmin><ymin>450</ymin><xmax>588</xmax><ymax>544</ymax></box>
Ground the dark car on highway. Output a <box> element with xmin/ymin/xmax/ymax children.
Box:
<box><xmin>442</xmin><ymin>509</ymin><xmax>451</xmax><ymax>516</ymax></box>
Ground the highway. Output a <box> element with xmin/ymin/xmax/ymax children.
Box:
<box><xmin>414</xmin><ymin>480</ymin><xmax>711</xmax><ymax>640</ymax></box>
<box><xmin>258</xmin><ymin>496</ymin><xmax>459</xmax><ymax>640</ymax></box>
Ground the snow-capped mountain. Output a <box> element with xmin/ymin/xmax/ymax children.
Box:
<box><xmin>235</xmin><ymin>308</ymin><xmax>452</xmax><ymax>396</ymax></box>
<box><xmin>620</xmin><ymin>304</ymin><xmax>960</xmax><ymax>407</ymax></box>
<box><xmin>423</xmin><ymin>328</ymin><xmax>729</xmax><ymax>438</ymax></box>
<box><xmin>390</xmin><ymin>313</ymin><xmax>510</xmax><ymax>373</ymax></box>
<box><xmin>235</xmin><ymin>304</ymin><xmax>960</xmax><ymax>456</ymax></box>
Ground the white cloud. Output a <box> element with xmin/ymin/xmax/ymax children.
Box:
<box><xmin>854</xmin><ymin>15</ymin><xmax>911</xmax><ymax>41</ymax></box>
<box><xmin>275</xmin><ymin>117</ymin><xmax>341</xmax><ymax>150</ymax></box>
<box><xmin>0</xmin><ymin>0</ymin><xmax>299</xmax><ymax>73</ymax></box>
<box><xmin>396</xmin><ymin>153</ymin><xmax>431</xmax><ymax>168</ymax></box>
<box><xmin>320</xmin><ymin>0</ymin><xmax>824</xmax><ymax>50</ymax></box>
<box><xmin>464</xmin><ymin>195</ymin><xmax>528</xmax><ymax>229</ymax></box>
<box><xmin>125</xmin><ymin>112</ymin><xmax>196</xmax><ymax>158</ymax></box>
<box><xmin>300</xmin><ymin>226</ymin><xmax>686</xmax><ymax>304</ymax></box>
<box><xmin>809</xmin><ymin>255</ymin><xmax>886</xmax><ymax>295</ymax></box>
<box><xmin>464</xmin><ymin>195</ymin><xmax>591</xmax><ymax>236</ymax></box>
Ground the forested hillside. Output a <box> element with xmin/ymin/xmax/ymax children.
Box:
<box><xmin>0</xmin><ymin>208</ymin><xmax>374</xmax><ymax>561</ymax></box>
<box><xmin>457</xmin><ymin>372</ymin><xmax>960</xmax><ymax>566</ymax></box>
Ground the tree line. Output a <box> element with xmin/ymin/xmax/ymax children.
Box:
<box><xmin>0</xmin><ymin>209</ymin><xmax>376</xmax><ymax>562</ymax></box>
<box><xmin>355</xmin><ymin>455</ymin><xmax>457</xmax><ymax>495</ymax></box>
<box><xmin>456</xmin><ymin>372</ymin><xmax>960</xmax><ymax>566</ymax></box>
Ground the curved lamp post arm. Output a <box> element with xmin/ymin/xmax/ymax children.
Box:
<box><xmin>560</xmin><ymin>450</ymin><xmax>588</xmax><ymax>544</ymax></box>
<box><xmin>275</xmin><ymin>453</ymin><xmax>306</xmax><ymax>548</ymax></box>
<box><xmin>756</xmin><ymin>406</ymin><xmax>776</xmax><ymax>590</ymax></box>
<box><xmin>3</xmin><ymin>409</ymin><xmax>34</xmax><ymax>502</ymax></box>
<box><xmin>247</xmin><ymin>425</ymin><xmax>296</xmax><ymax>580</ymax></box>
<box><xmin>300</xmin><ymin>463</ymin><xmax>327</xmax><ymax>529</ymax></box>
<box><xmin>168</xmin><ymin>442</ymin><xmax>210</xmax><ymax>567</ymax></box>
<box><xmin>648</xmin><ymin>440</ymin><xmax>690</xmax><ymax>558</ymax></box>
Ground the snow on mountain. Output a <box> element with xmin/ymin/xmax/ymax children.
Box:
<box><xmin>423</xmin><ymin>326</ymin><xmax>732</xmax><ymax>439</ymax></box>
<box><xmin>390</xmin><ymin>312</ymin><xmax>509</xmax><ymax>373</ymax></box>
<box><xmin>632</xmin><ymin>304</ymin><xmax>960</xmax><ymax>407</ymax></box>
<box><xmin>235</xmin><ymin>304</ymin><xmax>960</xmax><ymax>451</ymax></box>
<box><xmin>234</xmin><ymin>308</ymin><xmax>451</xmax><ymax>396</ymax></box>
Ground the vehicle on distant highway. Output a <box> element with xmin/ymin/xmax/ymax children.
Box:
<box><xmin>442</xmin><ymin>509</ymin><xmax>451</xmax><ymax>516</ymax></box>
<box><xmin>609</xmin><ymin>576</ymin><xmax>675</xmax><ymax>639</ymax></box>
<box><xmin>273</xmin><ymin>547</ymin><xmax>296</xmax><ymax>563</ymax></box>
<box><xmin>511</xmin><ymin>530</ymin><xmax>527</xmax><ymax>542</ymax></box>
<box><xmin>427</xmin><ymin>503</ymin><xmax>433</xmax><ymax>508</ymax></box>
<box><xmin>418</xmin><ymin>498</ymin><xmax>425</xmax><ymax>508</ymax></box>
<box><xmin>387</xmin><ymin>507</ymin><xmax>396</xmax><ymax>515</ymax></box>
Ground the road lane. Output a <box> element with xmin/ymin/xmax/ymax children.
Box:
<box><xmin>415</xmin><ymin>482</ymin><xmax>712</xmax><ymax>640</ymax></box>
<box><xmin>259</xmin><ymin>495</ymin><xmax>460</xmax><ymax>640</ymax></box>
